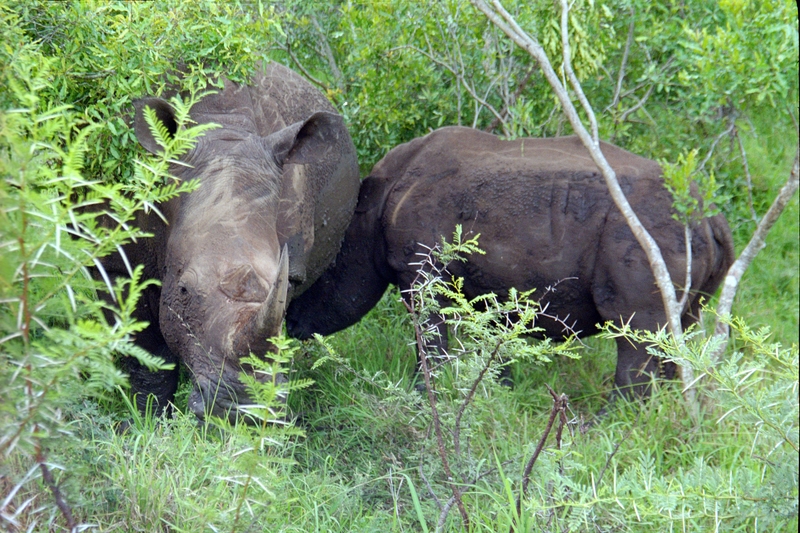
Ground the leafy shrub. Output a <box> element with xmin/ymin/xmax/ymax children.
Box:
<box><xmin>0</xmin><ymin>14</ymin><xmax>207</xmax><ymax>531</ymax></box>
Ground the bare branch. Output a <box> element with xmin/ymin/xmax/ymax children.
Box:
<box><xmin>713</xmin><ymin>149</ymin><xmax>800</xmax><ymax>355</ymax></box>
<box><xmin>470</xmin><ymin>0</ymin><xmax>683</xmax><ymax>334</ymax></box>
<box><xmin>734</xmin><ymin>126</ymin><xmax>759</xmax><ymax>223</ymax></box>
<box><xmin>611</xmin><ymin>8</ymin><xmax>635</xmax><ymax>110</ymax></box>
<box><xmin>470</xmin><ymin>0</ymin><xmax>698</xmax><ymax>407</ymax></box>
<box><xmin>678</xmin><ymin>225</ymin><xmax>692</xmax><ymax>312</ymax></box>
<box><xmin>559</xmin><ymin>0</ymin><xmax>599</xmax><ymax>144</ymax></box>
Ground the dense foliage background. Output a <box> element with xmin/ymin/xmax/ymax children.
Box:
<box><xmin>1</xmin><ymin>0</ymin><xmax>797</xmax><ymax>531</ymax></box>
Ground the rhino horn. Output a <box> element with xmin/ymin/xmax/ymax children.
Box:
<box><xmin>256</xmin><ymin>243</ymin><xmax>290</xmax><ymax>339</ymax></box>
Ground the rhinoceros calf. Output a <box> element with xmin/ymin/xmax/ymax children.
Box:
<box><xmin>286</xmin><ymin>126</ymin><xmax>734</xmax><ymax>397</ymax></box>
<box><xmin>99</xmin><ymin>62</ymin><xmax>359</xmax><ymax>421</ymax></box>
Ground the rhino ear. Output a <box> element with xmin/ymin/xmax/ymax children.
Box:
<box><xmin>265</xmin><ymin>111</ymin><xmax>345</xmax><ymax>168</ymax></box>
<box><xmin>133</xmin><ymin>97</ymin><xmax>179</xmax><ymax>154</ymax></box>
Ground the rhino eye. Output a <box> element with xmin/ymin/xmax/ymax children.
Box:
<box><xmin>179</xmin><ymin>285</ymin><xmax>188</xmax><ymax>295</ymax></box>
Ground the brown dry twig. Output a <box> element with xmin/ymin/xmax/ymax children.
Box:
<box><xmin>511</xmin><ymin>386</ymin><xmax>569</xmax><ymax>532</ymax></box>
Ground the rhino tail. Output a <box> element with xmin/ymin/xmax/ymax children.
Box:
<box><xmin>702</xmin><ymin>213</ymin><xmax>736</xmax><ymax>298</ymax></box>
<box><xmin>712</xmin><ymin>214</ymin><xmax>735</xmax><ymax>275</ymax></box>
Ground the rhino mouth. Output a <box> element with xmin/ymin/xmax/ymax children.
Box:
<box><xmin>188</xmin><ymin>375</ymin><xmax>287</xmax><ymax>425</ymax></box>
<box><xmin>188</xmin><ymin>378</ymin><xmax>241</xmax><ymax>422</ymax></box>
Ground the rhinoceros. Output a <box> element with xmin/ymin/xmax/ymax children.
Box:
<box><xmin>99</xmin><ymin>62</ymin><xmax>359</xmax><ymax>421</ymax></box>
<box><xmin>286</xmin><ymin>126</ymin><xmax>734</xmax><ymax>397</ymax></box>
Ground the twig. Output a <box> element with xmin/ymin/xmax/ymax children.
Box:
<box><xmin>610</xmin><ymin>8</ymin><xmax>636</xmax><ymax>110</ymax></box>
<box><xmin>393</xmin><ymin>43</ymin><xmax>507</xmax><ymax>127</ymax></box>
<box><xmin>36</xmin><ymin>442</ymin><xmax>75</xmax><ymax>531</ymax></box>
<box><xmin>69</xmin><ymin>69</ymin><xmax>116</xmax><ymax>80</ymax></box>
<box><xmin>437</xmin><ymin>495</ymin><xmax>459</xmax><ymax>533</ymax></box>
<box><xmin>484</xmin><ymin>65</ymin><xmax>537</xmax><ymax>133</ymax></box>
<box><xmin>310</xmin><ymin>14</ymin><xmax>344</xmax><ymax>91</ymax></box>
<box><xmin>595</xmin><ymin>410</ymin><xmax>640</xmax><ymax>486</ymax></box>
<box><xmin>285</xmin><ymin>41</ymin><xmax>329</xmax><ymax>92</ymax></box>
<box><xmin>734</xmin><ymin>126</ymin><xmax>759</xmax><ymax>223</ymax></box>
<box><xmin>559</xmin><ymin>0</ymin><xmax>599</xmax><ymax>144</ymax></box>
<box><xmin>618</xmin><ymin>83</ymin><xmax>655</xmax><ymax>124</ymax></box>
<box><xmin>512</xmin><ymin>386</ymin><xmax>569</xmax><ymax>532</ymax></box>
<box><xmin>697</xmin><ymin>116</ymin><xmax>736</xmax><ymax>175</ymax></box>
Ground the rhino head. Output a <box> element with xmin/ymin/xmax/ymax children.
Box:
<box><xmin>133</xmin><ymin>97</ymin><xmax>343</xmax><ymax>422</ymax></box>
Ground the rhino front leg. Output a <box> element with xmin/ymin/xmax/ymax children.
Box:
<box><xmin>124</xmin><ymin>319</ymin><xmax>180</xmax><ymax>417</ymax></box>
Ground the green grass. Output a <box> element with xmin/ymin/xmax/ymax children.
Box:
<box><xmin>5</xmin><ymin>183</ymin><xmax>797</xmax><ymax>531</ymax></box>
<box><xmin>4</xmin><ymin>285</ymin><xmax>796</xmax><ymax>531</ymax></box>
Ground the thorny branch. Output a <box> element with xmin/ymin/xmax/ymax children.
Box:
<box><xmin>406</xmin><ymin>242</ymin><xmax>579</xmax><ymax>531</ymax></box>
<box><xmin>512</xmin><ymin>385</ymin><xmax>569</xmax><ymax>533</ymax></box>
<box><xmin>453</xmin><ymin>338</ymin><xmax>504</xmax><ymax>458</ymax></box>
<box><xmin>401</xmin><ymin>286</ymin><xmax>470</xmax><ymax>530</ymax></box>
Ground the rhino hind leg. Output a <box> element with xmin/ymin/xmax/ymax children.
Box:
<box><xmin>611</xmin><ymin>338</ymin><xmax>670</xmax><ymax>399</ymax></box>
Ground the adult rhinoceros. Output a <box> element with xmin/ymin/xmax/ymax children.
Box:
<box><xmin>286</xmin><ymin>126</ymin><xmax>734</xmax><ymax>398</ymax></box>
<box><xmin>101</xmin><ymin>62</ymin><xmax>359</xmax><ymax>421</ymax></box>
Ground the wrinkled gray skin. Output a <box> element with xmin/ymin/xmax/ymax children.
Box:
<box><xmin>286</xmin><ymin>126</ymin><xmax>734</xmax><ymax>397</ymax></box>
<box><xmin>100</xmin><ymin>63</ymin><xmax>359</xmax><ymax>422</ymax></box>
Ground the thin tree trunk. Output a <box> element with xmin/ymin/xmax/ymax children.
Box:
<box><xmin>713</xmin><ymin>149</ymin><xmax>799</xmax><ymax>355</ymax></box>
<box><xmin>469</xmin><ymin>0</ymin><xmax>693</xmax><ymax>400</ymax></box>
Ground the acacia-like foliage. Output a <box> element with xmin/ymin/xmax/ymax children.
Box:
<box><xmin>0</xmin><ymin>34</ymin><xmax>205</xmax><ymax>532</ymax></box>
